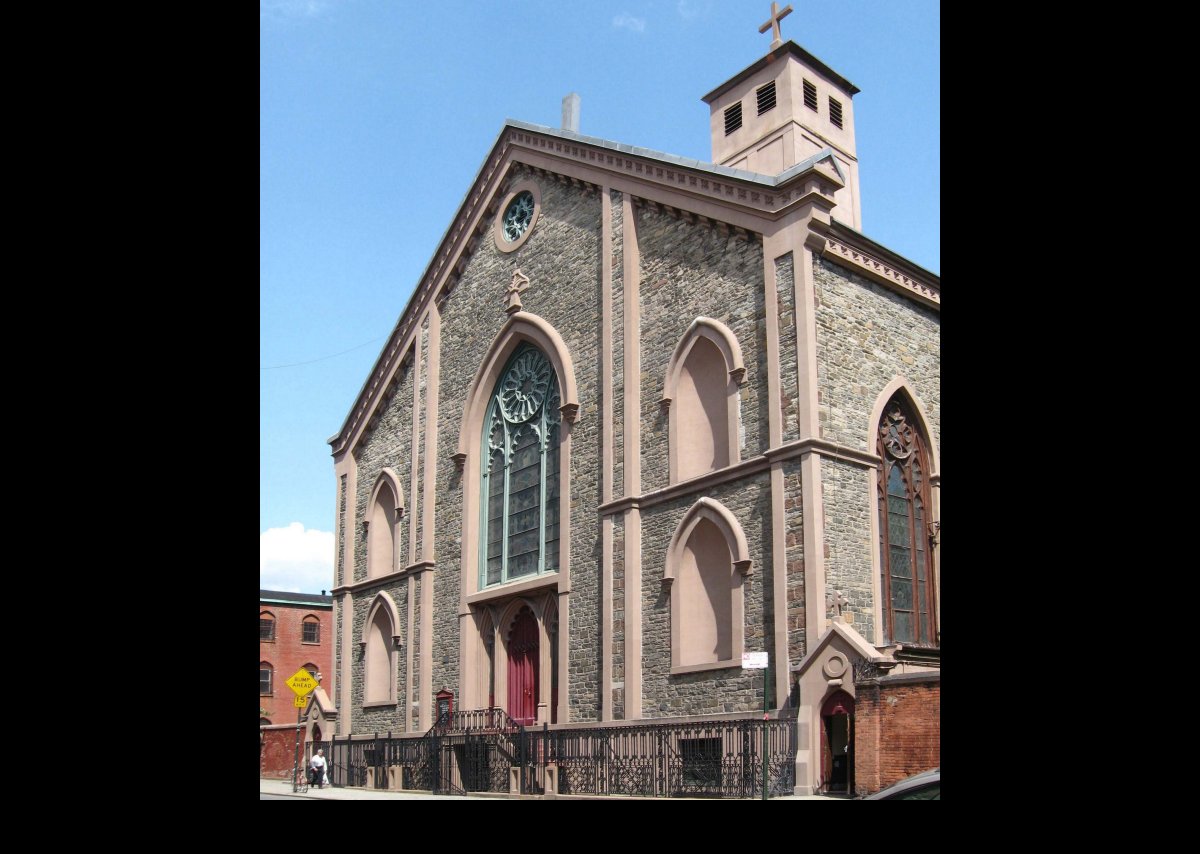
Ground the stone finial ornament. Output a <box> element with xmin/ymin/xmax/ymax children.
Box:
<box><xmin>505</xmin><ymin>269</ymin><xmax>530</xmax><ymax>314</ymax></box>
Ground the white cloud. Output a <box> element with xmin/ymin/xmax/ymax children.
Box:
<box><xmin>612</xmin><ymin>13</ymin><xmax>646</xmax><ymax>33</ymax></box>
<box><xmin>260</xmin><ymin>522</ymin><xmax>335</xmax><ymax>593</ymax></box>
<box><xmin>677</xmin><ymin>0</ymin><xmax>704</xmax><ymax>20</ymax></box>
<box><xmin>260</xmin><ymin>0</ymin><xmax>332</xmax><ymax>19</ymax></box>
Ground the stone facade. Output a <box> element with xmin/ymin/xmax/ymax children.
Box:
<box><xmin>776</xmin><ymin>253</ymin><xmax>799</xmax><ymax>443</ymax></box>
<box><xmin>351</xmin><ymin>358</ymin><xmax>415</xmax><ymax>583</ymax></box>
<box><xmin>640</xmin><ymin>474</ymin><xmax>773</xmax><ymax>717</ymax></box>
<box><xmin>329</xmin><ymin>101</ymin><xmax>938</xmax><ymax>797</ymax></box>
<box><xmin>610</xmin><ymin>189</ymin><xmax>624</xmax><ymax>499</ymax></box>
<box><xmin>813</xmin><ymin>257</ymin><xmax>940</xmax><ymax>453</ymax></box>
<box><xmin>349</xmin><ymin>580</ymin><xmax>408</xmax><ymax>733</ymax></box>
<box><xmin>783</xmin><ymin>459</ymin><xmax>806</xmax><ymax>662</ymax></box>
<box><xmin>636</xmin><ymin>204</ymin><xmax>766</xmax><ymax>492</ymax></box>
<box><xmin>820</xmin><ymin>458</ymin><xmax>875</xmax><ymax>640</ymax></box>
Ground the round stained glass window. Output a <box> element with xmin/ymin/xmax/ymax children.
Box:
<box><xmin>499</xmin><ymin>349</ymin><xmax>553</xmax><ymax>423</ymax></box>
<box><xmin>502</xmin><ymin>191</ymin><xmax>535</xmax><ymax>243</ymax></box>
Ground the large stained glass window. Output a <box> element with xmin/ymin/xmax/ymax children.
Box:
<box><xmin>877</xmin><ymin>396</ymin><xmax>937</xmax><ymax>646</ymax></box>
<box><xmin>481</xmin><ymin>345</ymin><xmax>562</xmax><ymax>587</ymax></box>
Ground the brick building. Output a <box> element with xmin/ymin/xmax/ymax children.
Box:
<box><xmin>326</xmin><ymin>21</ymin><xmax>938</xmax><ymax>797</ymax></box>
<box><xmin>259</xmin><ymin>589</ymin><xmax>333</xmax><ymax>726</ymax></box>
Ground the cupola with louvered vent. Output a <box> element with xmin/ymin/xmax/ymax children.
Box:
<box><xmin>701</xmin><ymin>40</ymin><xmax>863</xmax><ymax>230</ymax></box>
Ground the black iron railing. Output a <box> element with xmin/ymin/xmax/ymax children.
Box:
<box><xmin>327</xmin><ymin>710</ymin><xmax>795</xmax><ymax>798</ymax></box>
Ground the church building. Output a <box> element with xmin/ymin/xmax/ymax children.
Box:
<box><xmin>326</xmin><ymin>6</ymin><xmax>939</xmax><ymax>798</ymax></box>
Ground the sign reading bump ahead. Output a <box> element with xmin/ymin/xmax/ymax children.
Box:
<box><xmin>286</xmin><ymin>668</ymin><xmax>318</xmax><ymax>696</ymax></box>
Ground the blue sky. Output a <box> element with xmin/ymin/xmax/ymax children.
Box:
<box><xmin>260</xmin><ymin>0</ymin><xmax>940</xmax><ymax>593</ymax></box>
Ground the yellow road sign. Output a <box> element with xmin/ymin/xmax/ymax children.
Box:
<box><xmin>294</xmin><ymin>694</ymin><xmax>308</xmax><ymax>708</ymax></box>
<box><xmin>287</xmin><ymin>668</ymin><xmax>318</xmax><ymax>696</ymax></box>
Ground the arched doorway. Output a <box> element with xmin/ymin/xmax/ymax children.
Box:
<box><xmin>821</xmin><ymin>690</ymin><xmax>855</xmax><ymax>795</ymax></box>
<box><xmin>507</xmin><ymin>606</ymin><xmax>539</xmax><ymax>725</ymax></box>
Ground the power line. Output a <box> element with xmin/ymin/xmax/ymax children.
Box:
<box><xmin>261</xmin><ymin>335</ymin><xmax>387</xmax><ymax>370</ymax></box>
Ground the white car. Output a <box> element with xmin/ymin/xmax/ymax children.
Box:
<box><xmin>863</xmin><ymin>768</ymin><xmax>940</xmax><ymax>800</ymax></box>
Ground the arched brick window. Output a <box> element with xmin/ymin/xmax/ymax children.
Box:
<box><xmin>302</xmin><ymin>615</ymin><xmax>320</xmax><ymax>644</ymax></box>
<box><xmin>259</xmin><ymin>612</ymin><xmax>275</xmax><ymax>642</ymax></box>
<box><xmin>260</xmin><ymin>662</ymin><xmax>274</xmax><ymax>696</ymax></box>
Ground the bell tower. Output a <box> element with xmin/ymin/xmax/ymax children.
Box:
<box><xmin>701</xmin><ymin>4</ymin><xmax>863</xmax><ymax>229</ymax></box>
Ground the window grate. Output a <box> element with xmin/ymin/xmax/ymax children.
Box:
<box><xmin>260</xmin><ymin>618</ymin><xmax>275</xmax><ymax>642</ymax></box>
<box><xmin>724</xmin><ymin>102</ymin><xmax>742</xmax><ymax>135</ymax></box>
<box><xmin>803</xmin><ymin>79</ymin><xmax>817</xmax><ymax>111</ymax></box>
<box><xmin>756</xmin><ymin>81</ymin><xmax>776</xmax><ymax>115</ymax></box>
<box><xmin>829</xmin><ymin>97</ymin><xmax>843</xmax><ymax>128</ymax></box>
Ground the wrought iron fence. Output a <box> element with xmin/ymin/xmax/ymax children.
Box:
<box><xmin>327</xmin><ymin>711</ymin><xmax>795</xmax><ymax>798</ymax></box>
<box><xmin>549</xmin><ymin>717</ymin><xmax>794</xmax><ymax>798</ymax></box>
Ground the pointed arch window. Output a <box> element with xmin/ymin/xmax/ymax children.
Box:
<box><xmin>365</xmin><ymin>607</ymin><xmax>395</xmax><ymax>704</ymax></box>
<box><xmin>665</xmin><ymin>498</ymin><xmax>751</xmax><ymax>673</ymax></box>
<box><xmin>367</xmin><ymin>473</ymin><xmax>402</xmax><ymax>579</ymax></box>
<box><xmin>877</xmin><ymin>396</ymin><xmax>937</xmax><ymax>646</ymax></box>
<box><xmin>663</xmin><ymin>318</ymin><xmax>746</xmax><ymax>484</ymax></box>
<box><xmin>480</xmin><ymin>345</ymin><xmax>562</xmax><ymax>588</ymax></box>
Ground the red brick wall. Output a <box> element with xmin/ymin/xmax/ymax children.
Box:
<box><xmin>260</xmin><ymin>600</ymin><xmax>332</xmax><ymax>726</ymax></box>
<box><xmin>261</xmin><ymin>726</ymin><xmax>307</xmax><ymax>779</ymax></box>
<box><xmin>853</xmin><ymin>677</ymin><xmax>940</xmax><ymax>796</ymax></box>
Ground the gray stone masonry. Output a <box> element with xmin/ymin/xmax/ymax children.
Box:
<box><xmin>783</xmin><ymin>459</ymin><xmax>806</xmax><ymax>663</ymax></box>
<box><xmin>339</xmin><ymin>161</ymin><xmax>940</xmax><ymax>731</ymax></box>
<box><xmin>415</xmin><ymin>322</ymin><xmax>428</xmax><ymax>557</ymax></box>
<box><xmin>813</xmin><ymin>257</ymin><xmax>940</xmax><ymax>453</ymax></box>
<box><xmin>432</xmin><ymin>165</ymin><xmax>604</xmax><ymax>722</ymax></box>
<box><xmin>349</xmin><ymin>580</ymin><xmax>409</xmax><ymax>733</ymax></box>
<box><xmin>611</xmin><ymin>189</ymin><xmax>624</xmax><ymax>499</ymax></box>
<box><xmin>635</xmin><ymin>204</ymin><xmax>767</xmax><ymax>492</ymax></box>
<box><xmin>821</xmin><ymin>457</ymin><xmax>875</xmax><ymax>640</ymax></box>
<box><xmin>776</xmin><ymin>253</ymin><xmax>799</xmax><ymax>443</ymax></box>
<box><xmin>813</xmin><ymin>255</ymin><xmax>939</xmax><ymax>646</ymax></box>
<box><xmin>351</xmin><ymin>358</ymin><xmax>415</xmax><ymax>583</ymax></box>
<box><xmin>640</xmin><ymin>474</ymin><xmax>773</xmax><ymax>717</ymax></box>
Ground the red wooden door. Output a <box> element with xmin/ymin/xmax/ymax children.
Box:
<box><xmin>820</xmin><ymin>690</ymin><xmax>854</xmax><ymax>793</ymax></box>
<box><xmin>508</xmin><ymin>607</ymin><xmax>539</xmax><ymax>726</ymax></box>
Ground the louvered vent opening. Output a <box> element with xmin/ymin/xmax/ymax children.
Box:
<box><xmin>724</xmin><ymin>102</ymin><xmax>743</xmax><ymax>135</ymax></box>
<box><xmin>829</xmin><ymin>97</ymin><xmax>843</xmax><ymax>128</ymax></box>
<box><xmin>803</xmin><ymin>80</ymin><xmax>817</xmax><ymax>111</ymax></box>
<box><xmin>756</xmin><ymin>81</ymin><xmax>777</xmax><ymax>115</ymax></box>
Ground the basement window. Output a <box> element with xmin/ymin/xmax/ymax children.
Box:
<box><xmin>829</xmin><ymin>97</ymin><xmax>843</xmax><ymax>129</ymax></box>
<box><xmin>803</xmin><ymin>79</ymin><xmax>817</xmax><ymax>111</ymax></box>
<box><xmin>756</xmin><ymin>81</ymin><xmax>777</xmax><ymax>115</ymax></box>
<box><xmin>724</xmin><ymin>102</ymin><xmax>742</xmax><ymax>135</ymax></box>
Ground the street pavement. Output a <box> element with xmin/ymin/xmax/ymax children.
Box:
<box><xmin>259</xmin><ymin>777</ymin><xmax>843</xmax><ymax>801</ymax></box>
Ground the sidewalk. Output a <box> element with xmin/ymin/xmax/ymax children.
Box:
<box><xmin>260</xmin><ymin>777</ymin><xmax>842</xmax><ymax>801</ymax></box>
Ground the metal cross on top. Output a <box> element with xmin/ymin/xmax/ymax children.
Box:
<box><xmin>758</xmin><ymin>2</ymin><xmax>793</xmax><ymax>50</ymax></box>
